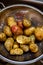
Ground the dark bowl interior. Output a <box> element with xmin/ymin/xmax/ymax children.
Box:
<box><xmin>0</xmin><ymin>6</ymin><xmax>43</xmax><ymax>61</ymax></box>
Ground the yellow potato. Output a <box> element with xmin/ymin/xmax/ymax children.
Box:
<box><xmin>35</xmin><ymin>27</ymin><xmax>43</xmax><ymax>40</ymax></box>
<box><xmin>4</xmin><ymin>38</ymin><xmax>14</xmax><ymax>51</ymax></box>
<box><xmin>29</xmin><ymin>43</ymin><xmax>38</xmax><ymax>53</ymax></box>
<box><xmin>30</xmin><ymin>35</ymin><xmax>35</xmax><ymax>42</ymax></box>
<box><xmin>13</xmin><ymin>42</ymin><xmax>19</xmax><ymax>49</ymax></box>
<box><xmin>20</xmin><ymin>45</ymin><xmax>29</xmax><ymax>52</ymax></box>
<box><xmin>4</xmin><ymin>26</ymin><xmax>12</xmax><ymax>36</ymax></box>
<box><xmin>10</xmin><ymin>48</ymin><xmax>23</xmax><ymax>55</ymax></box>
<box><xmin>23</xmin><ymin>18</ymin><xmax>31</xmax><ymax>27</ymax></box>
<box><xmin>42</xmin><ymin>26</ymin><xmax>43</xmax><ymax>29</ymax></box>
<box><xmin>24</xmin><ymin>27</ymin><xmax>35</xmax><ymax>36</ymax></box>
<box><xmin>0</xmin><ymin>33</ymin><xmax>6</xmax><ymax>41</ymax></box>
<box><xmin>16</xmin><ymin>35</ymin><xmax>30</xmax><ymax>44</ymax></box>
<box><xmin>29</xmin><ymin>41</ymin><xmax>35</xmax><ymax>45</ymax></box>
<box><xmin>7</xmin><ymin>17</ymin><xmax>17</xmax><ymax>27</ymax></box>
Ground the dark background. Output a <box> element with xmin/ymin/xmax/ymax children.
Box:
<box><xmin>0</xmin><ymin>0</ymin><xmax>43</xmax><ymax>11</ymax></box>
<box><xmin>0</xmin><ymin>0</ymin><xmax>43</xmax><ymax>65</ymax></box>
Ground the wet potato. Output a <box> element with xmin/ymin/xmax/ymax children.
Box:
<box><xmin>13</xmin><ymin>42</ymin><xmax>19</xmax><ymax>49</ymax></box>
<box><xmin>7</xmin><ymin>17</ymin><xmax>17</xmax><ymax>27</ymax></box>
<box><xmin>16</xmin><ymin>35</ymin><xmax>30</xmax><ymax>44</ymax></box>
<box><xmin>4</xmin><ymin>26</ymin><xmax>12</xmax><ymax>36</ymax></box>
<box><xmin>23</xmin><ymin>18</ymin><xmax>31</xmax><ymax>27</ymax></box>
<box><xmin>35</xmin><ymin>27</ymin><xmax>43</xmax><ymax>40</ymax></box>
<box><xmin>4</xmin><ymin>38</ymin><xmax>14</xmax><ymax>51</ymax></box>
<box><xmin>24</xmin><ymin>27</ymin><xmax>35</xmax><ymax>36</ymax></box>
<box><xmin>20</xmin><ymin>45</ymin><xmax>29</xmax><ymax>52</ymax></box>
<box><xmin>10</xmin><ymin>48</ymin><xmax>23</xmax><ymax>55</ymax></box>
<box><xmin>11</xmin><ymin>25</ymin><xmax>23</xmax><ymax>35</ymax></box>
<box><xmin>0</xmin><ymin>33</ymin><xmax>6</xmax><ymax>41</ymax></box>
<box><xmin>30</xmin><ymin>35</ymin><xmax>35</xmax><ymax>42</ymax></box>
<box><xmin>17</xmin><ymin>21</ymin><xmax>23</xmax><ymax>28</ymax></box>
<box><xmin>29</xmin><ymin>43</ymin><xmax>38</xmax><ymax>53</ymax></box>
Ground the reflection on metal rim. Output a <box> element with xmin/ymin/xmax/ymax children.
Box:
<box><xmin>21</xmin><ymin>0</ymin><xmax>43</xmax><ymax>4</ymax></box>
<box><xmin>0</xmin><ymin>4</ymin><xmax>43</xmax><ymax>14</ymax></box>
<box><xmin>0</xmin><ymin>54</ymin><xmax>43</xmax><ymax>64</ymax></box>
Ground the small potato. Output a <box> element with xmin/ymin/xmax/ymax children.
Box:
<box><xmin>20</xmin><ymin>45</ymin><xmax>29</xmax><ymax>52</ymax></box>
<box><xmin>4</xmin><ymin>26</ymin><xmax>12</xmax><ymax>36</ymax></box>
<box><xmin>17</xmin><ymin>21</ymin><xmax>23</xmax><ymax>28</ymax></box>
<box><xmin>7</xmin><ymin>17</ymin><xmax>17</xmax><ymax>27</ymax></box>
<box><xmin>10</xmin><ymin>48</ymin><xmax>23</xmax><ymax>55</ymax></box>
<box><xmin>0</xmin><ymin>33</ymin><xmax>6</xmax><ymax>41</ymax></box>
<box><xmin>29</xmin><ymin>42</ymin><xmax>35</xmax><ymax>45</ymax></box>
<box><xmin>16</xmin><ymin>35</ymin><xmax>30</xmax><ymax>44</ymax></box>
<box><xmin>35</xmin><ymin>27</ymin><xmax>43</xmax><ymax>40</ymax></box>
<box><xmin>42</xmin><ymin>26</ymin><xmax>43</xmax><ymax>29</ymax></box>
<box><xmin>29</xmin><ymin>43</ymin><xmax>38</xmax><ymax>53</ymax></box>
<box><xmin>23</xmin><ymin>18</ymin><xmax>31</xmax><ymax>27</ymax></box>
<box><xmin>27</xmin><ymin>35</ymin><xmax>35</xmax><ymax>45</ymax></box>
<box><xmin>4</xmin><ymin>38</ymin><xmax>14</xmax><ymax>51</ymax></box>
<box><xmin>13</xmin><ymin>42</ymin><xmax>19</xmax><ymax>49</ymax></box>
<box><xmin>24</xmin><ymin>27</ymin><xmax>35</xmax><ymax>36</ymax></box>
<box><xmin>30</xmin><ymin>35</ymin><xmax>35</xmax><ymax>42</ymax></box>
<box><xmin>11</xmin><ymin>25</ymin><xmax>23</xmax><ymax>35</ymax></box>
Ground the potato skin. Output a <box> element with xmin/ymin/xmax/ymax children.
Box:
<box><xmin>35</xmin><ymin>27</ymin><xmax>43</xmax><ymax>40</ymax></box>
<box><xmin>10</xmin><ymin>48</ymin><xmax>23</xmax><ymax>55</ymax></box>
<box><xmin>30</xmin><ymin>35</ymin><xmax>35</xmax><ymax>42</ymax></box>
<box><xmin>4</xmin><ymin>26</ymin><xmax>12</xmax><ymax>36</ymax></box>
<box><xmin>17</xmin><ymin>21</ymin><xmax>23</xmax><ymax>28</ymax></box>
<box><xmin>24</xmin><ymin>27</ymin><xmax>35</xmax><ymax>36</ymax></box>
<box><xmin>23</xmin><ymin>18</ymin><xmax>31</xmax><ymax>27</ymax></box>
<box><xmin>20</xmin><ymin>45</ymin><xmax>29</xmax><ymax>52</ymax></box>
<box><xmin>4</xmin><ymin>38</ymin><xmax>14</xmax><ymax>51</ymax></box>
<box><xmin>7</xmin><ymin>17</ymin><xmax>17</xmax><ymax>27</ymax></box>
<box><xmin>11</xmin><ymin>25</ymin><xmax>23</xmax><ymax>35</ymax></box>
<box><xmin>0</xmin><ymin>33</ymin><xmax>6</xmax><ymax>41</ymax></box>
<box><xmin>13</xmin><ymin>42</ymin><xmax>19</xmax><ymax>49</ymax></box>
<box><xmin>29</xmin><ymin>43</ymin><xmax>38</xmax><ymax>53</ymax></box>
<box><xmin>16</xmin><ymin>35</ymin><xmax>30</xmax><ymax>44</ymax></box>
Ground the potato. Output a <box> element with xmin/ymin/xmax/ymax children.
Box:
<box><xmin>16</xmin><ymin>35</ymin><xmax>30</xmax><ymax>44</ymax></box>
<box><xmin>13</xmin><ymin>42</ymin><xmax>19</xmax><ymax>49</ymax></box>
<box><xmin>30</xmin><ymin>35</ymin><xmax>35</xmax><ymax>42</ymax></box>
<box><xmin>10</xmin><ymin>48</ymin><xmax>23</xmax><ymax>55</ymax></box>
<box><xmin>35</xmin><ymin>27</ymin><xmax>43</xmax><ymax>40</ymax></box>
<box><xmin>23</xmin><ymin>18</ymin><xmax>31</xmax><ymax>27</ymax></box>
<box><xmin>29</xmin><ymin>43</ymin><xmax>38</xmax><ymax>53</ymax></box>
<box><xmin>11</xmin><ymin>25</ymin><xmax>23</xmax><ymax>35</ymax></box>
<box><xmin>7</xmin><ymin>17</ymin><xmax>17</xmax><ymax>27</ymax></box>
<box><xmin>20</xmin><ymin>45</ymin><xmax>29</xmax><ymax>52</ymax></box>
<box><xmin>17</xmin><ymin>21</ymin><xmax>23</xmax><ymax>28</ymax></box>
<box><xmin>0</xmin><ymin>33</ymin><xmax>6</xmax><ymax>41</ymax></box>
<box><xmin>24</xmin><ymin>27</ymin><xmax>35</xmax><ymax>36</ymax></box>
<box><xmin>4</xmin><ymin>38</ymin><xmax>14</xmax><ymax>51</ymax></box>
<box><xmin>4</xmin><ymin>26</ymin><xmax>12</xmax><ymax>36</ymax></box>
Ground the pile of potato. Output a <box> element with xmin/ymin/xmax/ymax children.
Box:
<box><xmin>0</xmin><ymin>16</ymin><xmax>43</xmax><ymax>55</ymax></box>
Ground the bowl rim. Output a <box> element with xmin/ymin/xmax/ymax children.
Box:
<box><xmin>0</xmin><ymin>4</ymin><xmax>43</xmax><ymax>14</ymax></box>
